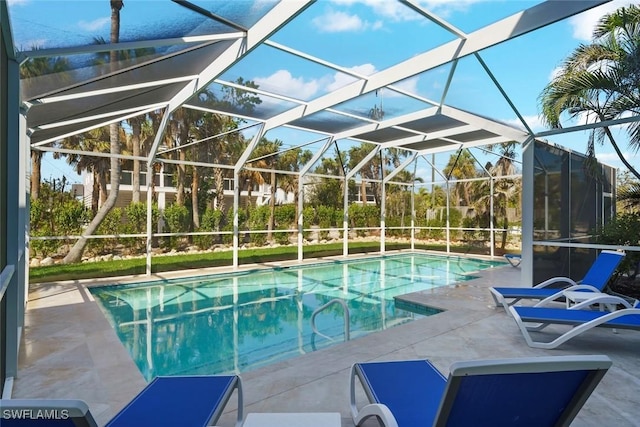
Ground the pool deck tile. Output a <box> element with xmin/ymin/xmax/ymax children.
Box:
<box><xmin>11</xmin><ymin>254</ymin><xmax>640</xmax><ymax>427</ymax></box>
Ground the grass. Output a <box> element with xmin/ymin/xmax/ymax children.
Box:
<box><xmin>29</xmin><ymin>240</ymin><xmax>499</xmax><ymax>284</ymax></box>
<box><xmin>29</xmin><ymin>242</ymin><xmax>402</xmax><ymax>283</ymax></box>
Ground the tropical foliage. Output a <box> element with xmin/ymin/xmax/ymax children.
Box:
<box><xmin>539</xmin><ymin>4</ymin><xmax>640</xmax><ymax>179</ymax></box>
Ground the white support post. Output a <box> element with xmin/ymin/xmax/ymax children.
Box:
<box><xmin>5</xmin><ymin>55</ymin><xmax>21</xmax><ymax>380</ymax></box>
<box><xmin>490</xmin><ymin>177</ymin><xmax>495</xmax><ymax>257</ymax></box>
<box><xmin>233</xmin><ymin>124</ymin><xmax>266</xmax><ymax>268</ymax></box>
<box><xmin>297</xmin><ymin>172</ymin><xmax>304</xmax><ymax>262</ymax></box>
<box><xmin>381</xmin><ymin>177</ymin><xmax>386</xmax><ymax>254</ymax></box>
<box><xmin>145</xmin><ymin>162</ymin><xmax>154</xmax><ymax>276</ymax></box>
<box><xmin>343</xmin><ymin>177</ymin><xmax>349</xmax><ymax>258</ymax></box>
<box><xmin>521</xmin><ymin>136</ymin><xmax>535</xmax><ymax>287</ymax></box>
<box><xmin>445</xmin><ymin>182</ymin><xmax>450</xmax><ymax>254</ymax></box>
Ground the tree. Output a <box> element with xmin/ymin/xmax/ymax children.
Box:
<box><xmin>308</xmin><ymin>151</ymin><xmax>348</xmax><ymax>209</ymax></box>
<box><xmin>20</xmin><ymin>50</ymin><xmax>70</xmax><ymax>200</ymax></box>
<box><xmin>474</xmin><ymin>142</ymin><xmax>519</xmax><ymax>250</ymax></box>
<box><xmin>617</xmin><ymin>170</ymin><xmax>640</xmax><ymax>212</ymax></box>
<box><xmin>539</xmin><ymin>4</ymin><xmax>640</xmax><ymax>180</ymax></box>
<box><xmin>348</xmin><ymin>143</ymin><xmax>378</xmax><ymax>205</ymax></box>
<box><xmin>63</xmin><ymin>0</ymin><xmax>124</xmax><ymax>263</ymax></box>
<box><xmin>443</xmin><ymin>149</ymin><xmax>478</xmax><ymax>206</ymax></box>
<box><xmin>277</xmin><ymin>147</ymin><xmax>313</xmax><ymax>220</ymax></box>
<box><xmin>253</xmin><ymin>137</ymin><xmax>282</xmax><ymax>240</ymax></box>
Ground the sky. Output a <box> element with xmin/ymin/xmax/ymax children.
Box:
<box><xmin>9</xmin><ymin>0</ymin><xmax>640</xmax><ymax>185</ymax></box>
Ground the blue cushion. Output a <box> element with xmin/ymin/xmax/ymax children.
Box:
<box><xmin>356</xmin><ymin>360</ymin><xmax>446</xmax><ymax>427</ymax></box>
<box><xmin>515</xmin><ymin>306</ymin><xmax>640</xmax><ymax>329</ymax></box>
<box><xmin>105</xmin><ymin>375</ymin><xmax>237</xmax><ymax>427</ymax></box>
<box><xmin>491</xmin><ymin>287</ymin><xmax>561</xmax><ymax>299</ymax></box>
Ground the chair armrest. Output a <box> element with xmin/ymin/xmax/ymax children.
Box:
<box><xmin>350</xmin><ymin>364</ymin><xmax>399</xmax><ymax>427</ymax></box>
<box><xmin>534</xmin><ymin>285</ymin><xmax>603</xmax><ymax>307</ymax></box>
<box><xmin>533</xmin><ymin>277</ymin><xmax>577</xmax><ymax>289</ymax></box>
<box><xmin>570</xmin><ymin>295</ymin><xmax>635</xmax><ymax>310</ymax></box>
<box><xmin>353</xmin><ymin>404</ymin><xmax>399</xmax><ymax>427</ymax></box>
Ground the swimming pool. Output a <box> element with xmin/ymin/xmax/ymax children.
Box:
<box><xmin>90</xmin><ymin>253</ymin><xmax>501</xmax><ymax>380</ymax></box>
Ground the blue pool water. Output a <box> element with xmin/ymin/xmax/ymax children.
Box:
<box><xmin>90</xmin><ymin>253</ymin><xmax>501</xmax><ymax>380</ymax></box>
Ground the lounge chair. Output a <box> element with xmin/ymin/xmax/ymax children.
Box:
<box><xmin>504</xmin><ymin>253</ymin><xmax>522</xmax><ymax>267</ymax></box>
<box><xmin>1</xmin><ymin>375</ymin><xmax>243</xmax><ymax>427</ymax></box>
<box><xmin>349</xmin><ymin>355</ymin><xmax>612</xmax><ymax>427</ymax></box>
<box><xmin>490</xmin><ymin>249</ymin><xmax>625</xmax><ymax>309</ymax></box>
<box><xmin>509</xmin><ymin>295</ymin><xmax>640</xmax><ymax>349</ymax></box>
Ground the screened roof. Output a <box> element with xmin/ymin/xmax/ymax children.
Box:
<box><xmin>7</xmin><ymin>0</ymin><xmax>613</xmax><ymax>172</ymax></box>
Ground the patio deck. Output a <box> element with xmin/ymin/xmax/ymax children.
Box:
<box><xmin>11</xmin><ymin>257</ymin><xmax>639</xmax><ymax>426</ymax></box>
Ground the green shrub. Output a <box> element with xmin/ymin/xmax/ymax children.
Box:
<box><xmin>274</xmin><ymin>204</ymin><xmax>296</xmax><ymax>229</ymax></box>
<box><xmin>596</xmin><ymin>213</ymin><xmax>640</xmax><ymax>278</ymax></box>
<box><xmin>248</xmin><ymin>205</ymin><xmax>270</xmax><ymax>246</ymax></box>
<box><xmin>124</xmin><ymin>202</ymin><xmax>159</xmax><ymax>251</ymax></box>
<box><xmin>194</xmin><ymin>207</ymin><xmax>224</xmax><ymax>249</ymax></box>
<box><xmin>316</xmin><ymin>205</ymin><xmax>334</xmax><ymax>239</ymax></box>
<box><xmin>222</xmin><ymin>208</ymin><xmax>248</xmax><ymax>245</ymax></box>
<box><xmin>163</xmin><ymin>203</ymin><xmax>190</xmax><ymax>248</ymax></box>
<box><xmin>302</xmin><ymin>206</ymin><xmax>314</xmax><ymax>239</ymax></box>
<box><xmin>89</xmin><ymin>208</ymin><xmax>124</xmax><ymax>255</ymax></box>
<box><xmin>348</xmin><ymin>204</ymin><xmax>367</xmax><ymax>236</ymax></box>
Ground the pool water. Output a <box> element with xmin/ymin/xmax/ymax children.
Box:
<box><xmin>90</xmin><ymin>253</ymin><xmax>501</xmax><ymax>380</ymax></box>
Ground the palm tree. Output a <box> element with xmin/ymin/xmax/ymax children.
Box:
<box><xmin>539</xmin><ymin>4</ymin><xmax>640</xmax><ymax>180</ymax></box>
<box><xmin>348</xmin><ymin>143</ymin><xmax>377</xmax><ymax>205</ymax></box>
<box><xmin>309</xmin><ymin>151</ymin><xmax>347</xmax><ymax>209</ymax></box>
<box><xmin>255</xmin><ymin>138</ymin><xmax>282</xmax><ymax>240</ymax></box>
<box><xmin>64</xmin><ymin>0</ymin><xmax>124</xmax><ymax>263</ymax></box>
<box><xmin>20</xmin><ymin>50</ymin><xmax>70</xmax><ymax>200</ymax></box>
<box><xmin>55</xmin><ymin>126</ymin><xmax>126</xmax><ymax>213</ymax></box>
<box><xmin>443</xmin><ymin>149</ymin><xmax>477</xmax><ymax>206</ymax></box>
<box><xmin>474</xmin><ymin>141</ymin><xmax>520</xmax><ymax>250</ymax></box>
<box><xmin>277</xmin><ymin>147</ymin><xmax>313</xmax><ymax>219</ymax></box>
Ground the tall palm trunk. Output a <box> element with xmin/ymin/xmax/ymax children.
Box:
<box><xmin>214</xmin><ymin>168</ymin><xmax>225</xmax><ymax>212</ymax></box>
<box><xmin>176</xmin><ymin>121</ymin><xmax>189</xmax><ymax>205</ymax></box>
<box><xmin>191</xmin><ymin>165</ymin><xmax>200</xmax><ymax>229</ymax></box>
<box><xmin>131</xmin><ymin>117</ymin><xmax>141</xmax><ymax>203</ymax></box>
<box><xmin>601</xmin><ymin>124</ymin><xmax>640</xmax><ymax>180</ymax></box>
<box><xmin>64</xmin><ymin>0</ymin><xmax>124</xmax><ymax>263</ymax></box>
<box><xmin>30</xmin><ymin>150</ymin><xmax>42</xmax><ymax>199</ymax></box>
<box><xmin>268</xmin><ymin>170</ymin><xmax>276</xmax><ymax>240</ymax></box>
<box><xmin>90</xmin><ymin>170</ymin><xmax>100</xmax><ymax>214</ymax></box>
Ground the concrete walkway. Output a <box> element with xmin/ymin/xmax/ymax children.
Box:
<box><xmin>12</xmin><ymin>257</ymin><xmax>639</xmax><ymax>426</ymax></box>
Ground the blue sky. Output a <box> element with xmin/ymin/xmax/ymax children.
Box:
<box><xmin>10</xmin><ymin>0</ymin><xmax>639</xmax><ymax>184</ymax></box>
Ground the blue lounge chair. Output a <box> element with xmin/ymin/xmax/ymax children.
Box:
<box><xmin>490</xmin><ymin>249</ymin><xmax>625</xmax><ymax>309</ymax></box>
<box><xmin>509</xmin><ymin>296</ymin><xmax>640</xmax><ymax>349</ymax></box>
<box><xmin>1</xmin><ymin>375</ymin><xmax>243</xmax><ymax>427</ymax></box>
<box><xmin>349</xmin><ymin>355</ymin><xmax>612</xmax><ymax>427</ymax></box>
<box><xmin>504</xmin><ymin>253</ymin><xmax>522</xmax><ymax>267</ymax></box>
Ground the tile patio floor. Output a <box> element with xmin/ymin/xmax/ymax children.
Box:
<box><xmin>10</xmin><ymin>254</ymin><xmax>640</xmax><ymax>426</ymax></box>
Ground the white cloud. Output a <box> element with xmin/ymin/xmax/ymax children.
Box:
<box><xmin>548</xmin><ymin>66</ymin><xmax>563</xmax><ymax>81</ymax></box>
<box><xmin>326</xmin><ymin>63</ymin><xmax>377</xmax><ymax>91</ymax></box>
<box><xmin>595</xmin><ymin>150</ymin><xmax>640</xmax><ymax>169</ymax></box>
<box><xmin>569</xmin><ymin>0</ymin><xmax>640</xmax><ymax>41</ymax></box>
<box><xmin>331</xmin><ymin>0</ymin><xmax>417</xmax><ymax>22</ymax></box>
<box><xmin>333</xmin><ymin>0</ymin><xmax>482</xmax><ymax>21</ymax></box>
<box><xmin>254</xmin><ymin>70</ymin><xmax>320</xmax><ymax>100</ymax></box>
<box><xmin>78</xmin><ymin>17</ymin><xmax>110</xmax><ymax>33</ymax></box>
<box><xmin>502</xmin><ymin>115</ymin><xmax>546</xmax><ymax>132</ymax></box>
<box><xmin>416</xmin><ymin>0</ymin><xmax>482</xmax><ymax>18</ymax></box>
<box><xmin>312</xmin><ymin>9</ymin><xmax>384</xmax><ymax>33</ymax></box>
<box><xmin>394</xmin><ymin>76</ymin><xmax>420</xmax><ymax>94</ymax></box>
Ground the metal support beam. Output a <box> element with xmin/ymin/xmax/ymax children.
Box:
<box><xmin>521</xmin><ymin>136</ymin><xmax>535</xmax><ymax>286</ymax></box>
